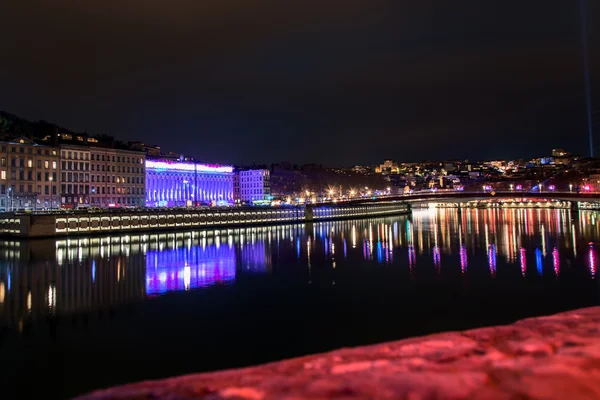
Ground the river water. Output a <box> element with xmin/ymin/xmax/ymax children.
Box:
<box><xmin>1</xmin><ymin>208</ymin><xmax>599</xmax><ymax>398</ymax></box>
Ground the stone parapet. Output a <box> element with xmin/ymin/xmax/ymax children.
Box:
<box><xmin>76</xmin><ymin>306</ymin><xmax>600</xmax><ymax>400</ymax></box>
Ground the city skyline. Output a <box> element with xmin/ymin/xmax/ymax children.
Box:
<box><xmin>1</xmin><ymin>1</ymin><xmax>599</xmax><ymax>165</ymax></box>
<box><xmin>0</xmin><ymin>114</ymin><xmax>589</xmax><ymax>168</ymax></box>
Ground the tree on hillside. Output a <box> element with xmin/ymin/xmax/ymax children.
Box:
<box><xmin>0</xmin><ymin>115</ymin><xmax>8</xmax><ymax>133</ymax></box>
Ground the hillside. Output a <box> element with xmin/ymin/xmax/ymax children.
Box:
<box><xmin>0</xmin><ymin>110</ymin><xmax>75</xmax><ymax>139</ymax></box>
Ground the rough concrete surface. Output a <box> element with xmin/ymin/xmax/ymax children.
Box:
<box><xmin>77</xmin><ymin>307</ymin><xmax>600</xmax><ymax>400</ymax></box>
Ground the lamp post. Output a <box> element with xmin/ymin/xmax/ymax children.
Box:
<box><xmin>49</xmin><ymin>176</ymin><xmax>54</xmax><ymax>210</ymax></box>
<box><xmin>7</xmin><ymin>187</ymin><xmax>12</xmax><ymax>212</ymax></box>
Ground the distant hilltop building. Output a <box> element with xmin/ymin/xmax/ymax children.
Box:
<box><xmin>552</xmin><ymin>148</ymin><xmax>570</xmax><ymax>157</ymax></box>
<box><xmin>375</xmin><ymin>160</ymin><xmax>400</xmax><ymax>174</ymax></box>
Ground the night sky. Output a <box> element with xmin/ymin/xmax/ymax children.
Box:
<box><xmin>1</xmin><ymin>1</ymin><xmax>599</xmax><ymax>166</ymax></box>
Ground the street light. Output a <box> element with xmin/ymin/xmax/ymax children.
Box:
<box><xmin>7</xmin><ymin>187</ymin><xmax>12</xmax><ymax>212</ymax></box>
<box><xmin>49</xmin><ymin>176</ymin><xmax>53</xmax><ymax>210</ymax></box>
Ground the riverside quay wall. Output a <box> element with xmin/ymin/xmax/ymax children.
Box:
<box><xmin>0</xmin><ymin>202</ymin><xmax>411</xmax><ymax>238</ymax></box>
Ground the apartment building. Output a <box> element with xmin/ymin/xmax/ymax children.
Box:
<box><xmin>0</xmin><ymin>137</ymin><xmax>59</xmax><ymax>211</ymax></box>
<box><xmin>59</xmin><ymin>145</ymin><xmax>91</xmax><ymax>208</ymax></box>
<box><xmin>236</xmin><ymin>169</ymin><xmax>271</xmax><ymax>203</ymax></box>
<box><xmin>89</xmin><ymin>147</ymin><xmax>146</xmax><ymax>207</ymax></box>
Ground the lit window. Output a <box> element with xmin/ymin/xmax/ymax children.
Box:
<box><xmin>44</xmin><ymin>160</ymin><xmax>49</xmax><ymax>168</ymax></box>
<box><xmin>0</xmin><ymin>171</ymin><xmax>5</xmax><ymax>180</ymax></box>
<box><xmin>52</xmin><ymin>161</ymin><xmax>57</xmax><ymax>169</ymax></box>
<box><xmin>27</xmin><ymin>159</ymin><xmax>33</xmax><ymax>168</ymax></box>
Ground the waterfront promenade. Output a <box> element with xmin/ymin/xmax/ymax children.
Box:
<box><xmin>0</xmin><ymin>202</ymin><xmax>410</xmax><ymax>238</ymax></box>
<box><xmin>76</xmin><ymin>306</ymin><xmax>600</xmax><ymax>400</ymax></box>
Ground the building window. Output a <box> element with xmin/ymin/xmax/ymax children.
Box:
<box><xmin>0</xmin><ymin>171</ymin><xmax>5</xmax><ymax>180</ymax></box>
<box><xmin>27</xmin><ymin>159</ymin><xmax>33</xmax><ymax>168</ymax></box>
<box><xmin>52</xmin><ymin>161</ymin><xmax>57</xmax><ymax>169</ymax></box>
<box><xmin>44</xmin><ymin>160</ymin><xmax>49</xmax><ymax>169</ymax></box>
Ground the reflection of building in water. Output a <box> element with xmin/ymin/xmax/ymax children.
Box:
<box><xmin>239</xmin><ymin>242</ymin><xmax>271</xmax><ymax>274</ymax></box>
<box><xmin>146</xmin><ymin>244</ymin><xmax>236</xmax><ymax>295</ymax></box>
<box><xmin>0</xmin><ymin>240</ymin><xmax>145</xmax><ymax>328</ymax></box>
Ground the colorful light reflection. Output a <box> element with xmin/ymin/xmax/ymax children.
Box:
<box><xmin>146</xmin><ymin>246</ymin><xmax>236</xmax><ymax>295</ymax></box>
<box><xmin>488</xmin><ymin>244</ymin><xmax>496</xmax><ymax>277</ymax></box>
<box><xmin>590</xmin><ymin>244</ymin><xmax>596</xmax><ymax>278</ymax></box>
<box><xmin>552</xmin><ymin>247</ymin><xmax>559</xmax><ymax>276</ymax></box>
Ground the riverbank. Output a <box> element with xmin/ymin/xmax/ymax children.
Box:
<box><xmin>76</xmin><ymin>306</ymin><xmax>600</xmax><ymax>400</ymax></box>
<box><xmin>0</xmin><ymin>202</ymin><xmax>410</xmax><ymax>238</ymax></box>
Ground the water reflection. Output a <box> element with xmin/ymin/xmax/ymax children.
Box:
<box><xmin>2</xmin><ymin>208</ymin><xmax>600</xmax><ymax>329</ymax></box>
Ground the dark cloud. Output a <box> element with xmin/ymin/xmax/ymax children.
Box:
<box><xmin>0</xmin><ymin>0</ymin><xmax>598</xmax><ymax>165</ymax></box>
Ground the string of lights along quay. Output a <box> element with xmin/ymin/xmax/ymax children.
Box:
<box><xmin>0</xmin><ymin>202</ymin><xmax>411</xmax><ymax>238</ymax></box>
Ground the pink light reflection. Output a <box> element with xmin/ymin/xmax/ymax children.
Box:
<box><xmin>460</xmin><ymin>245</ymin><xmax>467</xmax><ymax>274</ymax></box>
<box><xmin>590</xmin><ymin>244</ymin><xmax>596</xmax><ymax>279</ymax></box>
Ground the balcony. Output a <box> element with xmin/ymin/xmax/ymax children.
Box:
<box><xmin>7</xmin><ymin>191</ymin><xmax>41</xmax><ymax>198</ymax></box>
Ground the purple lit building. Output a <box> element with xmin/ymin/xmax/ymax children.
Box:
<box><xmin>145</xmin><ymin>159</ymin><xmax>234</xmax><ymax>207</ymax></box>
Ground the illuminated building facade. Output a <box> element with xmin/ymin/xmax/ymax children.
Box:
<box><xmin>0</xmin><ymin>137</ymin><xmax>59</xmax><ymax>211</ymax></box>
<box><xmin>236</xmin><ymin>169</ymin><xmax>271</xmax><ymax>203</ymax></box>
<box><xmin>89</xmin><ymin>147</ymin><xmax>146</xmax><ymax>207</ymax></box>
<box><xmin>145</xmin><ymin>159</ymin><xmax>234</xmax><ymax>207</ymax></box>
<box><xmin>59</xmin><ymin>144</ymin><xmax>91</xmax><ymax>208</ymax></box>
<box><xmin>375</xmin><ymin>160</ymin><xmax>400</xmax><ymax>174</ymax></box>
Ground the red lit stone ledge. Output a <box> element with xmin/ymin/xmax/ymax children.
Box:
<box><xmin>77</xmin><ymin>307</ymin><xmax>600</xmax><ymax>400</ymax></box>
